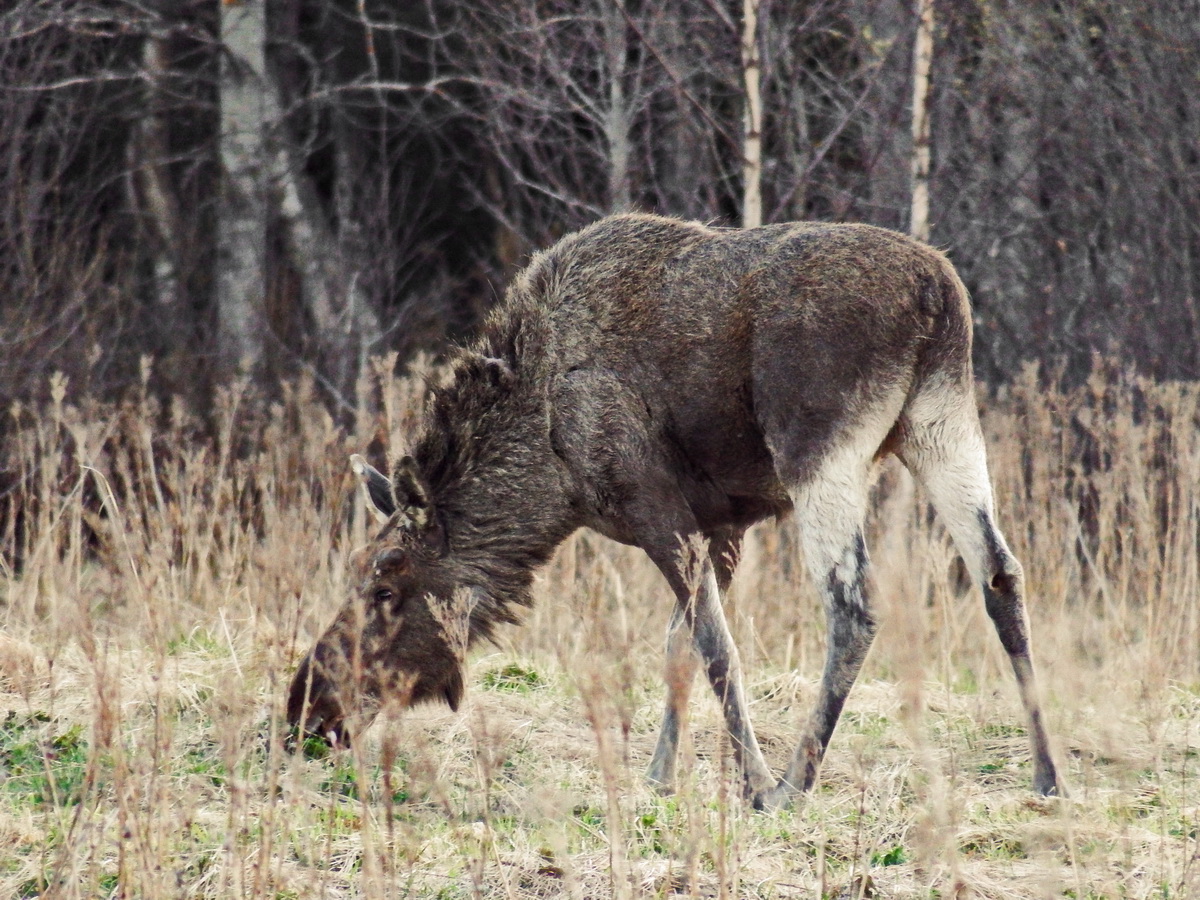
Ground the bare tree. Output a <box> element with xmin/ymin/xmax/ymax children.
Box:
<box><xmin>605</xmin><ymin>0</ymin><xmax>633</xmax><ymax>213</ymax></box>
<box><xmin>759</xmin><ymin>0</ymin><xmax>910</xmax><ymax>225</ymax></box>
<box><xmin>0</xmin><ymin>2</ymin><xmax>151</xmax><ymax>405</ymax></box>
<box><xmin>933</xmin><ymin>0</ymin><xmax>1200</xmax><ymax>381</ymax></box>
<box><xmin>146</xmin><ymin>0</ymin><xmax>221</xmax><ymax>405</ymax></box>
<box><xmin>908</xmin><ymin>0</ymin><xmax>933</xmax><ymax>241</ymax></box>
<box><xmin>741</xmin><ymin>0</ymin><xmax>763</xmax><ymax>227</ymax></box>
<box><xmin>219</xmin><ymin>0</ymin><xmax>268</xmax><ymax>371</ymax></box>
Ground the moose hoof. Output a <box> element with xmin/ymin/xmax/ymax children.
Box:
<box><xmin>644</xmin><ymin>766</ymin><xmax>676</xmax><ymax>796</ymax></box>
<box><xmin>1035</xmin><ymin>772</ymin><xmax>1067</xmax><ymax>799</ymax></box>
<box><xmin>751</xmin><ymin>781</ymin><xmax>796</xmax><ymax>812</ymax></box>
<box><xmin>746</xmin><ymin>774</ymin><xmax>797</xmax><ymax>812</ymax></box>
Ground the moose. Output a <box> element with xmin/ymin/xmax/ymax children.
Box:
<box><xmin>287</xmin><ymin>213</ymin><xmax>1062</xmax><ymax>809</ymax></box>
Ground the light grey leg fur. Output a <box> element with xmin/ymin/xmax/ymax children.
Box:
<box><xmin>646</xmin><ymin>537</ymin><xmax>774</xmax><ymax>800</ymax></box>
<box><xmin>688</xmin><ymin>560</ymin><xmax>775</xmax><ymax>799</ymax></box>
<box><xmin>645</xmin><ymin>603</ymin><xmax>699</xmax><ymax>790</ymax></box>
<box><xmin>646</xmin><ymin>530</ymin><xmax>743</xmax><ymax>793</ymax></box>
<box><xmin>900</xmin><ymin>389</ymin><xmax>1062</xmax><ymax>796</ymax></box>
<box><xmin>760</xmin><ymin>444</ymin><xmax>877</xmax><ymax>810</ymax></box>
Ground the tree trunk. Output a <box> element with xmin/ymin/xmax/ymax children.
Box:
<box><xmin>149</xmin><ymin>0</ymin><xmax>221</xmax><ymax>409</ymax></box>
<box><xmin>909</xmin><ymin>0</ymin><xmax>934</xmax><ymax>242</ymax></box>
<box><xmin>219</xmin><ymin>0</ymin><xmax>268</xmax><ymax>373</ymax></box>
<box><xmin>741</xmin><ymin>0</ymin><xmax>763</xmax><ymax>228</ymax></box>
<box><xmin>604</xmin><ymin>0</ymin><xmax>632</xmax><ymax>213</ymax></box>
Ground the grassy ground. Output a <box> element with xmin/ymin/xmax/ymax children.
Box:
<box><xmin>1</xmin><ymin>363</ymin><xmax>1198</xmax><ymax>899</ymax></box>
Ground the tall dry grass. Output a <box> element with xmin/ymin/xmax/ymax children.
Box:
<box><xmin>0</xmin><ymin>359</ymin><xmax>1197</xmax><ymax>899</ymax></box>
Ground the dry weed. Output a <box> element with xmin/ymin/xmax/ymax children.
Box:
<box><xmin>1</xmin><ymin>362</ymin><xmax>1197</xmax><ymax>899</ymax></box>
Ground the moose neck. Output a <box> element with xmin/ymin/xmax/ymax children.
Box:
<box><xmin>411</xmin><ymin>311</ymin><xmax>578</xmax><ymax>639</ymax></box>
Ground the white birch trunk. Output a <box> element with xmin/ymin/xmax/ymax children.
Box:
<box><xmin>137</xmin><ymin>38</ymin><xmax>179</xmax><ymax>310</ymax></box>
<box><xmin>604</xmin><ymin>0</ymin><xmax>631</xmax><ymax>213</ymax></box>
<box><xmin>219</xmin><ymin>0</ymin><xmax>267</xmax><ymax>370</ymax></box>
<box><xmin>221</xmin><ymin>0</ymin><xmax>374</xmax><ymax>403</ymax></box>
<box><xmin>909</xmin><ymin>0</ymin><xmax>935</xmax><ymax>242</ymax></box>
<box><xmin>741</xmin><ymin>0</ymin><xmax>763</xmax><ymax>229</ymax></box>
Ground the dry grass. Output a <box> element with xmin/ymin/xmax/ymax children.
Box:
<box><xmin>1</xmin><ymin>360</ymin><xmax>1198</xmax><ymax>899</ymax></box>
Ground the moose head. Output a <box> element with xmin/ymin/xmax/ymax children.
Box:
<box><xmin>286</xmin><ymin>455</ymin><xmax>469</xmax><ymax>746</ymax></box>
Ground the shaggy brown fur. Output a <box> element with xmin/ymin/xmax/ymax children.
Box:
<box><xmin>287</xmin><ymin>213</ymin><xmax>1061</xmax><ymax>808</ymax></box>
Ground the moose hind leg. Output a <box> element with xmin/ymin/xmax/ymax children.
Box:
<box><xmin>902</xmin><ymin>402</ymin><xmax>1062</xmax><ymax>796</ymax></box>
<box><xmin>759</xmin><ymin>459</ymin><xmax>877</xmax><ymax>810</ymax></box>
<box><xmin>763</xmin><ymin>532</ymin><xmax>876</xmax><ymax>809</ymax></box>
<box><xmin>976</xmin><ymin>513</ymin><xmax>1061</xmax><ymax>795</ymax></box>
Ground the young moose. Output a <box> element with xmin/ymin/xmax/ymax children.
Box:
<box><xmin>287</xmin><ymin>214</ymin><xmax>1061</xmax><ymax>809</ymax></box>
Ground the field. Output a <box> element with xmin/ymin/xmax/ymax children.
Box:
<box><xmin>1</xmin><ymin>362</ymin><xmax>1198</xmax><ymax>899</ymax></box>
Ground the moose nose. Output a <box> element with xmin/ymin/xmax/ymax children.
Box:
<box><xmin>287</xmin><ymin>656</ymin><xmax>351</xmax><ymax>748</ymax></box>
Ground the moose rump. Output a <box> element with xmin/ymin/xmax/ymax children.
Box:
<box><xmin>287</xmin><ymin>214</ymin><xmax>1061</xmax><ymax>809</ymax></box>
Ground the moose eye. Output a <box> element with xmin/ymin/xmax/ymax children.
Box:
<box><xmin>373</xmin><ymin>588</ymin><xmax>394</xmax><ymax>604</ymax></box>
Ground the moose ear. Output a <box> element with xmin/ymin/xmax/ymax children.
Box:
<box><xmin>391</xmin><ymin>455</ymin><xmax>434</xmax><ymax>530</ymax></box>
<box><xmin>475</xmin><ymin>353</ymin><xmax>516</xmax><ymax>388</ymax></box>
<box><xmin>442</xmin><ymin>666</ymin><xmax>465</xmax><ymax>711</ymax></box>
<box><xmin>350</xmin><ymin>454</ymin><xmax>395</xmax><ymax>525</ymax></box>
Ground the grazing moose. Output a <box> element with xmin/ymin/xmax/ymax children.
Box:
<box><xmin>287</xmin><ymin>213</ymin><xmax>1061</xmax><ymax>809</ymax></box>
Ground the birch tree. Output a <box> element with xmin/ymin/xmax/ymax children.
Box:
<box><xmin>221</xmin><ymin>0</ymin><xmax>377</xmax><ymax>401</ymax></box>
<box><xmin>909</xmin><ymin>0</ymin><xmax>934</xmax><ymax>242</ymax></box>
<box><xmin>219</xmin><ymin>0</ymin><xmax>267</xmax><ymax>372</ymax></box>
<box><xmin>604</xmin><ymin>0</ymin><xmax>632</xmax><ymax>213</ymax></box>
<box><xmin>741</xmin><ymin>0</ymin><xmax>763</xmax><ymax>228</ymax></box>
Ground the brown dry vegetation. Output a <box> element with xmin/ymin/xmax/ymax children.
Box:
<box><xmin>1</xmin><ymin>361</ymin><xmax>1198</xmax><ymax>900</ymax></box>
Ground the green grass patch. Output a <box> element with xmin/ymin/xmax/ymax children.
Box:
<box><xmin>316</xmin><ymin>758</ymin><xmax>410</xmax><ymax>806</ymax></box>
<box><xmin>871</xmin><ymin>843</ymin><xmax>908</xmax><ymax>867</ymax></box>
<box><xmin>843</xmin><ymin>710</ymin><xmax>891</xmax><ymax>737</ymax></box>
<box><xmin>634</xmin><ymin>807</ymin><xmax>670</xmax><ymax>855</ymax></box>
<box><xmin>0</xmin><ymin>712</ymin><xmax>92</xmax><ymax>808</ymax></box>
<box><xmin>166</xmin><ymin>628</ymin><xmax>223</xmax><ymax>657</ymax></box>
<box><xmin>961</xmin><ymin>834</ymin><xmax>1026</xmax><ymax>859</ymax></box>
<box><xmin>480</xmin><ymin>663</ymin><xmax>544</xmax><ymax>693</ymax></box>
<box><xmin>979</xmin><ymin>722</ymin><xmax>1027</xmax><ymax>739</ymax></box>
<box><xmin>181</xmin><ymin>741</ymin><xmax>227</xmax><ymax>785</ymax></box>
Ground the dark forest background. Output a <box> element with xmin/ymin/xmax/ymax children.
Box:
<box><xmin>2</xmin><ymin>0</ymin><xmax>1198</xmax><ymax>418</ymax></box>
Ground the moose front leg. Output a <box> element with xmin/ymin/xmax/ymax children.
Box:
<box><xmin>646</xmin><ymin>527</ymin><xmax>745</xmax><ymax>793</ymax></box>
<box><xmin>648</xmin><ymin>539</ymin><xmax>774</xmax><ymax>802</ymax></box>
<box><xmin>645</xmin><ymin>603</ymin><xmax>698</xmax><ymax>791</ymax></box>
